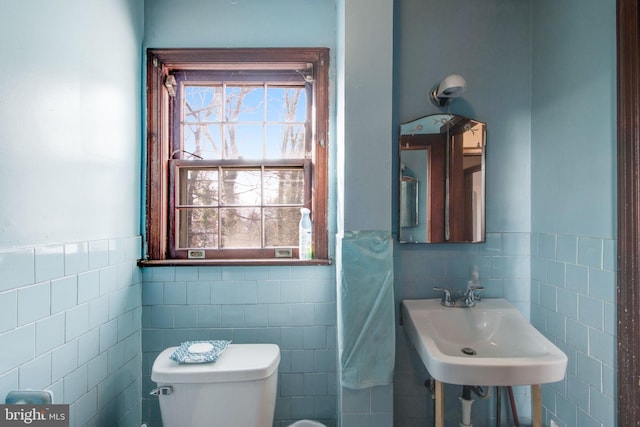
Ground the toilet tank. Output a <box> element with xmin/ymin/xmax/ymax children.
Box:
<box><xmin>151</xmin><ymin>343</ymin><xmax>280</xmax><ymax>427</ymax></box>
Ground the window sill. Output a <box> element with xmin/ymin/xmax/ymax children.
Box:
<box><xmin>137</xmin><ymin>258</ymin><xmax>333</xmax><ymax>267</ymax></box>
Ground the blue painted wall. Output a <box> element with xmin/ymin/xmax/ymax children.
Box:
<box><xmin>0</xmin><ymin>0</ymin><xmax>144</xmax><ymax>426</ymax></box>
<box><xmin>393</xmin><ymin>0</ymin><xmax>533</xmax><ymax>425</ymax></box>
<box><xmin>531</xmin><ymin>0</ymin><xmax>616</xmax><ymax>426</ymax></box>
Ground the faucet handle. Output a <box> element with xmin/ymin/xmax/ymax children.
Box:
<box><xmin>464</xmin><ymin>286</ymin><xmax>484</xmax><ymax>306</ymax></box>
<box><xmin>433</xmin><ymin>287</ymin><xmax>455</xmax><ymax>307</ymax></box>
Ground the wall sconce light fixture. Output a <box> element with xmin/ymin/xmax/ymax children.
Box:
<box><xmin>429</xmin><ymin>74</ymin><xmax>466</xmax><ymax>107</ymax></box>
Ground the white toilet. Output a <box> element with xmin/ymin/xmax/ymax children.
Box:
<box><xmin>151</xmin><ymin>343</ymin><xmax>280</xmax><ymax>427</ymax></box>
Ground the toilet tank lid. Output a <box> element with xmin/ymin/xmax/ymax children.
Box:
<box><xmin>151</xmin><ymin>344</ymin><xmax>280</xmax><ymax>383</ymax></box>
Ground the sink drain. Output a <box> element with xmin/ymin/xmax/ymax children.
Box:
<box><xmin>461</xmin><ymin>347</ymin><xmax>477</xmax><ymax>356</ymax></box>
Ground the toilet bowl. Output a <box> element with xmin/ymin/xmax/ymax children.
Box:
<box><xmin>151</xmin><ymin>343</ymin><xmax>280</xmax><ymax>427</ymax></box>
<box><xmin>288</xmin><ymin>420</ymin><xmax>327</xmax><ymax>427</ymax></box>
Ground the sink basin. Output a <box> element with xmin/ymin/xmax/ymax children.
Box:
<box><xmin>402</xmin><ymin>298</ymin><xmax>567</xmax><ymax>386</ymax></box>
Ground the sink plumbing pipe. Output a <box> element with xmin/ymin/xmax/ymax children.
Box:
<box><xmin>459</xmin><ymin>385</ymin><xmax>490</xmax><ymax>427</ymax></box>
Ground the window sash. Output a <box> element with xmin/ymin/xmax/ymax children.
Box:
<box><xmin>145</xmin><ymin>48</ymin><xmax>329</xmax><ymax>263</ymax></box>
<box><xmin>168</xmin><ymin>159</ymin><xmax>311</xmax><ymax>259</ymax></box>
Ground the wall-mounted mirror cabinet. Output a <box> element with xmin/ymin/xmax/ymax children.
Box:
<box><xmin>399</xmin><ymin>114</ymin><xmax>486</xmax><ymax>243</ymax></box>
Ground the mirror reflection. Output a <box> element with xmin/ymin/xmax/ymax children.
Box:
<box><xmin>399</xmin><ymin>114</ymin><xmax>486</xmax><ymax>243</ymax></box>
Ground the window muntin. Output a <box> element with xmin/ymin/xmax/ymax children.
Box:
<box><xmin>144</xmin><ymin>48</ymin><xmax>329</xmax><ymax>263</ymax></box>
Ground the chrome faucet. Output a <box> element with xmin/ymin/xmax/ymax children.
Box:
<box><xmin>433</xmin><ymin>287</ymin><xmax>455</xmax><ymax>307</ymax></box>
<box><xmin>433</xmin><ymin>286</ymin><xmax>484</xmax><ymax>307</ymax></box>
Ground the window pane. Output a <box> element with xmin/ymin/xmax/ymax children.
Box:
<box><xmin>265</xmin><ymin>124</ymin><xmax>306</xmax><ymax>159</ymax></box>
<box><xmin>178</xmin><ymin>208</ymin><xmax>219</xmax><ymax>248</ymax></box>
<box><xmin>263</xmin><ymin>169</ymin><xmax>304</xmax><ymax>205</ymax></box>
<box><xmin>221</xmin><ymin>169</ymin><xmax>261</xmax><ymax>206</ymax></box>
<box><xmin>226</xmin><ymin>86</ymin><xmax>263</xmax><ymax>122</ymax></box>
<box><xmin>225</xmin><ymin>124</ymin><xmax>263</xmax><ymax>159</ymax></box>
<box><xmin>180</xmin><ymin>169</ymin><xmax>218</xmax><ymax>206</ymax></box>
<box><xmin>266</xmin><ymin>87</ymin><xmax>306</xmax><ymax>122</ymax></box>
<box><xmin>184</xmin><ymin>85</ymin><xmax>222</xmax><ymax>122</ymax></box>
<box><xmin>184</xmin><ymin>124</ymin><xmax>223</xmax><ymax>159</ymax></box>
<box><xmin>221</xmin><ymin>207</ymin><xmax>261</xmax><ymax>248</ymax></box>
<box><xmin>264</xmin><ymin>207</ymin><xmax>299</xmax><ymax>247</ymax></box>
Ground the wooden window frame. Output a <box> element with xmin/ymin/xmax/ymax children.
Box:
<box><xmin>143</xmin><ymin>48</ymin><xmax>329</xmax><ymax>265</ymax></box>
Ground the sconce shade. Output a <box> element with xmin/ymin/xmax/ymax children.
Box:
<box><xmin>430</xmin><ymin>74</ymin><xmax>466</xmax><ymax>107</ymax></box>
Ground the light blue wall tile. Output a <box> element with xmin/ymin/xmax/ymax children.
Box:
<box><xmin>342</xmin><ymin>387</ymin><xmax>370</xmax><ymax>412</ymax></box>
<box><xmin>578</xmin><ymin>238</ymin><xmax>602</xmax><ymax>269</ymax></box>
<box><xmin>18</xmin><ymin>282</ymin><xmax>50</xmax><ymax>326</ymax></box>
<box><xmin>77</xmin><ymin>270</ymin><xmax>100</xmax><ymax>304</ymax></box>
<box><xmin>314</xmin><ymin>303</ymin><xmax>336</xmax><ymax>325</ymax></box>
<box><xmin>211</xmin><ymin>281</ymin><xmax>234</xmax><ymax>304</ymax></box>
<box><xmin>19</xmin><ymin>353</ymin><xmax>51</xmax><ymax>390</ymax></box>
<box><xmin>556</xmin><ymin>288</ymin><xmax>577</xmax><ymax>320</ymax></box>
<box><xmin>545</xmin><ymin>260</ymin><xmax>565</xmax><ymax>287</ymax></box>
<box><xmin>73</xmin><ymin>388</ymin><xmax>97</xmax><ymax>427</ymax></box>
<box><xmin>268</xmin><ymin>266</ymin><xmax>292</xmax><ymax>280</ymax></box>
<box><xmin>566</xmin><ymin>264</ymin><xmax>588</xmax><ymax>293</ymax></box>
<box><xmin>503</xmin><ymin>233</ymin><xmax>531</xmax><ymax>256</ymax></box>
<box><xmin>117</xmin><ymin>310</ymin><xmax>136</xmax><ymax>341</ymax></box>
<box><xmin>291</xmin><ymin>350</ymin><xmax>314</xmax><ymax>373</ymax></box>
<box><xmin>232</xmin><ymin>328</ymin><xmax>257</xmax><ymax>343</ymax></box>
<box><xmin>99</xmin><ymin>266</ymin><xmax>118</xmax><ymax>296</ymax></box>
<box><xmin>51</xmin><ymin>341</ymin><xmax>78</xmax><ymax>382</ymax></box>
<box><xmin>304</xmin><ymin>280</ymin><xmax>335</xmax><ymax>303</ymax></box>
<box><xmin>89</xmin><ymin>295</ymin><xmax>109</xmax><ymax>329</ymax></box>
<box><xmin>186</xmin><ymin>281</ymin><xmax>210</xmax><ymax>304</ymax></box>
<box><xmin>303</xmin><ymin>326</ymin><xmax>327</xmax><ymax>349</ymax></box>
<box><xmin>64</xmin><ymin>242</ymin><xmax>89</xmax><ymax>275</ymax></box>
<box><xmin>99</xmin><ymin>319</ymin><xmax>118</xmax><ymax>353</ymax></box>
<box><xmin>576</xmin><ymin>351</ymin><xmax>601</xmax><ymax>388</ymax></box>
<box><xmin>78</xmin><ymin>329</ymin><xmax>100</xmax><ymax>365</ymax></box>
<box><xmin>88</xmin><ymin>240</ymin><xmax>110</xmax><ymax>270</ymax></box>
<box><xmin>142</xmin><ymin>282</ymin><xmax>164</xmax><ymax>305</ymax></box>
<box><xmin>0</xmin><ymin>291</ymin><xmax>17</xmax><ymax>333</ymax></box>
<box><xmin>589</xmin><ymin>388</ymin><xmax>614</xmax><ymax>426</ymax></box>
<box><xmin>197</xmin><ymin>267</ymin><xmax>221</xmax><ymax>281</ymax></box>
<box><xmin>0</xmin><ymin>248</ymin><xmax>35</xmax><ymax>291</ymax></box>
<box><xmin>588</xmin><ymin>268</ymin><xmax>615</xmax><ymax>303</ymax></box>
<box><xmin>589</xmin><ymin>329</ymin><xmax>614</xmax><ymax>367</ymax></box>
<box><xmin>257</xmin><ymin>280</ymin><xmax>281</xmax><ymax>303</ymax></box>
<box><xmin>234</xmin><ymin>281</ymin><xmax>257</xmax><ymax>304</ymax></box>
<box><xmin>35</xmin><ymin>313</ymin><xmax>65</xmax><ymax>356</ymax></box>
<box><xmin>566</xmin><ymin>319</ymin><xmax>588</xmax><ymax>353</ymax></box>
<box><xmin>108</xmin><ymin>238</ymin><xmax>127</xmax><ymax>266</ymax></box>
<box><xmin>64</xmin><ymin>365</ymin><xmax>88</xmax><ymax>403</ymax></box>
<box><xmin>244</xmin><ymin>304</ymin><xmax>268</xmax><ymax>327</ymax></box>
<box><xmin>578</xmin><ymin>409</ymin><xmax>602</xmax><ymax>427</ymax></box>
<box><xmin>538</xmin><ymin>234</ymin><xmax>556</xmax><ymax>259</ymax></box>
<box><xmin>150</xmin><ymin>306</ymin><xmax>174</xmax><ymax>329</ymax></box>
<box><xmin>221</xmin><ymin>305</ymin><xmax>244</xmax><ymax>327</ymax></box>
<box><xmin>35</xmin><ymin>245</ymin><xmax>65</xmax><ymax>283</ymax></box>
<box><xmin>290</xmin><ymin>396</ymin><xmax>315</xmax><ymax>419</ymax></box>
<box><xmin>567</xmin><ymin>374</ymin><xmax>589</xmax><ymax>409</ymax></box>
<box><xmin>51</xmin><ymin>276</ymin><xmax>78</xmax><ymax>314</ymax></box>
<box><xmin>173</xmin><ymin>306</ymin><xmax>197</xmax><ymax>328</ymax></box>
<box><xmin>279</xmin><ymin>373</ymin><xmax>304</xmax><ymax>396</ymax></box>
<box><xmin>578</xmin><ymin>295</ymin><xmax>602</xmax><ymax>329</ymax></box>
<box><xmin>175</xmin><ymin>267</ymin><xmax>198</xmax><ymax>281</ymax></box>
<box><xmin>66</xmin><ymin>304</ymin><xmax>90</xmax><ymax>341</ymax></box>
<box><xmin>556</xmin><ymin>393</ymin><xmax>578</xmax><ymax>426</ymax></box>
<box><xmin>197</xmin><ymin>306</ymin><xmax>221</xmax><ymax>327</ymax></box>
<box><xmin>292</xmin><ymin>304</ymin><xmax>315</xmax><ymax>326</ymax></box>
<box><xmin>556</xmin><ymin>235</ymin><xmax>577</xmax><ymax>263</ymax></box>
<box><xmin>281</xmin><ymin>282</ymin><xmax>305</xmax><ymax>303</ymax></box>
<box><xmin>268</xmin><ymin>304</ymin><xmax>292</xmax><ymax>326</ymax></box>
<box><xmin>281</xmin><ymin>328</ymin><xmax>304</xmax><ymax>350</ymax></box>
<box><xmin>304</xmin><ymin>372</ymin><xmax>328</xmax><ymax>395</ymax></box>
<box><xmin>163</xmin><ymin>282</ymin><xmax>186</xmax><ymax>304</ymax></box>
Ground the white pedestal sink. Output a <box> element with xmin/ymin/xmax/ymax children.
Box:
<box><xmin>402</xmin><ymin>298</ymin><xmax>567</xmax><ymax>386</ymax></box>
<box><xmin>402</xmin><ymin>298</ymin><xmax>567</xmax><ymax>427</ymax></box>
